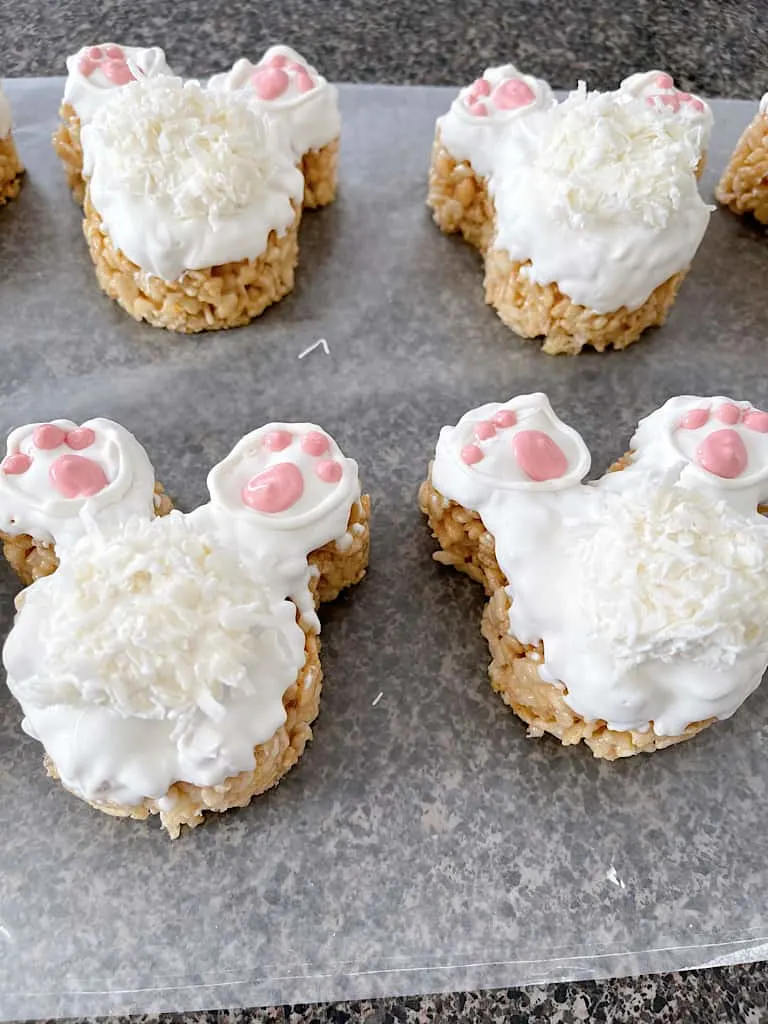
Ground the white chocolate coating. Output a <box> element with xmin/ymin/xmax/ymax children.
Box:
<box><xmin>82</xmin><ymin>77</ymin><xmax>304</xmax><ymax>281</ymax></box>
<box><xmin>0</xmin><ymin>418</ymin><xmax>157</xmax><ymax>553</ymax></box>
<box><xmin>208</xmin><ymin>45</ymin><xmax>341</xmax><ymax>159</ymax></box>
<box><xmin>619</xmin><ymin>70</ymin><xmax>713</xmax><ymax>151</ymax></box>
<box><xmin>63</xmin><ymin>43</ymin><xmax>173</xmax><ymax>124</ymax></box>
<box><xmin>431</xmin><ymin>393</ymin><xmax>768</xmax><ymax>737</ymax></box>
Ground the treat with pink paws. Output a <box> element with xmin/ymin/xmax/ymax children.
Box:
<box><xmin>208</xmin><ymin>44</ymin><xmax>341</xmax><ymax>209</ymax></box>
<box><xmin>420</xmin><ymin>392</ymin><xmax>768</xmax><ymax>762</ymax></box>
<box><xmin>53</xmin><ymin>42</ymin><xmax>173</xmax><ymax>203</ymax></box>
<box><xmin>0</xmin><ymin>417</ymin><xmax>168</xmax><ymax>584</ymax></box>
<box><xmin>428</xmin><ymin>68</ymin><xmax>711</xmax><ymax>355</ymax></box>
<box><xmin>1</xmin><ymin>417</ymin><xmax>369</xmax><ymax>838</ymax></box>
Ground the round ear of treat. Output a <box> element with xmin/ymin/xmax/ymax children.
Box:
<box><xmin>209</xmin><ymin>47</ymin><xmax>324</xmax><ymax>104</ymax></box>
<box><xmin>205</xmin><ymin>422</ymin><xmax>359</xmax><ymax>537</ymax></box>
<box><xmin>65</xmin><ymin>44</ymin><xmax>173</xmax><ymax>123</ymax></box>
<box><xmin>631</xmin><ymin>396</ymin><xmax>768</xmax><ymax>506</ymax></box>
<box><xmin>457</xmin><ymin>64</ymin><xmax>554</xmax><ymax>123</ymax></box>
<box><xmin>436</xmin><ymin>393</ymin><xmax>591</xmax><ymax>499</ymax></box>
<box><xmin>619</xmin><ymin>70</ymin><xmax>711</xmax><ymax>125</ymax></box>
<box><xmin>0</xmin><ymin>417</ymin><xmax>157</xmax><ymax>548</ymax></box>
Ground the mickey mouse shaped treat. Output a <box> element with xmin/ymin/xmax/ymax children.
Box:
<box><xmin>53</xmin><ymin>43</ymin><xmax>173</xmax><ymax>203</ymax></box>
<box><xmin>716</xmin><ymin>92</ymin><xmax>768</xmax><ymax>224</ymax></box>
<box><xmin>2</xmin><ymin>418</ymin><xmax>370</xmax><ymax>836</ymax></box>
<box><xmin>420</xmin><ymin>393</ymin><xmax>768</xmax><ymax>759</ymax></box>
<box><xmin>0</xmin><ymin>82</ymin><xmax>24</xmax><ymax>206</ymax></box>
<box><xmin>208</xmin><ymin>45</ymin><xmax>341</xmax><ymax>209</ymax></box>
<box><xmin>80</xmin><ymin>76</ymin><xmax>305</xmax><ymax>333</ymax></box>
<box><xmin>428</xmin><ymin>68</ymin><xmax>712</xmax><ymax>355</ymax></box>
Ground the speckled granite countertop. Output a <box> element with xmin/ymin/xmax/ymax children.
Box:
<box><xmin>5</xmin><ymin>3</ymin><xmax>768</xmax><ymax>1023</ymax></box>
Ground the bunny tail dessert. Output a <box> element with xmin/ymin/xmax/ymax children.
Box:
<box><xmin>1</xmin><ymin>418</ymin><xmax>370</xmax><ymax>836</ymax></box>
<box><xmin>209</xmin><ymin>44</ymin><xmax>341</xmax><ymax>209</ymax></box>
<box><xmin>427</xmin><ymin>70</ymin><xmax>713</xmax><ymax>355</ymax></box>
<box><xmin>52</xmin><ymin>43</ymin><xmax>173</xmax><ymax>204</ymax></box>
<box><xmin>716</xmin><ymin>93</ymin><xmax>768</xmax><ymax>224</ymax></box>
<box><xmin>0</xmin><ymin>83</ymin><xmax>24</xmax><ymax>205</ymax></box>
<box><xmin>419</xmin><ymin>393</ymin><xmax>768</xmax><ymax>759</ymax></box>
<box><xmin>80</xmin><ymin>76</ymin><xmax>305</xmax><ymax>333</ymax></box>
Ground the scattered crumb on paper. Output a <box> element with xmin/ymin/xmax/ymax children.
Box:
<box><xmin>372</xmin><ymin>692</ymin><xmax>383</xmax><ymax>707</ymax></box>
<box><xmin>606</xmin><ymin>865</ymin><xmax>626</xmax><ymax>889</ymax></box>
<box><xmin>298</xmin><ymin>338</ymin><xmax>330</xmax><ymax>360</ymax></box>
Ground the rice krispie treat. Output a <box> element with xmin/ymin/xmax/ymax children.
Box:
<box><xmin>716</xmin><ymin>93</ymin><xmax>768</xmax><ymax>224</ymax></box>
<box><xmin>80</xmin><ymin>76</ymin><xmax>304</xmax><ymax>333</ymax></box>
<box><xmin>428</xmin><ymin>70</ymin><xmax>712</xmax><ymax>355</ymax></box>
<box><xmin>0</xmin><ymin>83</ymin><xmax>24</xmax><ymax>205</ymax></box>
<box><xmin>420</xmin><ymin>393</ymin><xmax>768</xmax><ymax>759</ymax></box>
<box><xmin>0</xmin><ymin>418</ymin><xmax>171</xmax><ymax>584</ymax></box>
<box><xmin>208</xmin><ymin>45</ymin><xmax>341</xmax><ymax>208</ymax></box>
<box><xmin>3</xmin><ymin>420</ymin><xmax>370</xmax><ymax>837</ymax></box>
<box><xmin>52</xmin><ymin>43</ymin><xmax>172</xmax><ymax>203</ymax></box>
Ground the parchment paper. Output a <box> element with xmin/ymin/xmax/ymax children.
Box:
<box><xmin>0</xmin><ymin>79</ymin><xmax>766</xmax><ymax>1019</ymax></box>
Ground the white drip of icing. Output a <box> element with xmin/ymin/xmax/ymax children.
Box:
<box><xmin>431</xmin><ymin>393</ymin><xmax>768</xmax><ymax>737</ymax></box>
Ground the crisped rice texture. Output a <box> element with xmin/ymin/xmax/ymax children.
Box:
<box><xmin>47</xmin><ymin>630</ymin><xmax>323</xmax><ymax>838</ymax></box>
<box><xmin>1</xmin><ymin>483</ymin><xmax>173</xmax><ymax>586</ymax></box>
<box><xmin>309</xmin><ymin>495</ymin><xmax>371</xmax><ymax>604</ymax></box>
<box><xmin>301</xmin><ymin>137</ymin><xmax>339</xmax><ymax>209</ymax></box>
<box><xmin>52</xmin><ymin>104</ymin><xmax>86</xmax><ymax>204</ymax></box>
<box><xmin>427</xmin><ymin>134</ymin><xmax>495</xmax><ymax>253</ymax></box>
<box><xmin>83</xmin><ymin>192</ymin><xmax>302</xmax><ymax>333</ymax></box>
<box><xmin>427</xmin><ymin>129</ymin><xmax>690</xmax><ymax>355</ymax></box>
<box><xmin>481</xmin><ymin>587</ymin><xmax>712</xmax><ymax>760</ymax></box>
<box><xmin>419</xmin><ymin>460</ymin><xmax>724</xmax><ymax>759</ymax></box>
<box><xmin>41</xmin><ymin>495</ymin><xmax>370</xmax><ymax>836</ymax></box>
<box><xmin>484</xmin><ymin>249</ymin><xmax>687</xmax><ymax>356</ymax></box>
<box><xmin>0</xmin><ymin>132</ymin><xmax>24</xmax><ymax>206</ymax></box>
<box><xmin>715</xmin><ymin>112</ymin><xmax>768</xmax><ymax>225</ymax></box>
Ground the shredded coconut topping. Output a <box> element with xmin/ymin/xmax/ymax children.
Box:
<box><xmin>18</xmin><ymin>512</ymin><xmax>302</xmax><ymax>736</ymax></box>
<box><xmin>534</xmin><ymin>83</ymin><xmax>703</xmax><ymax>230</ymax></box>
<box><xmin>88</xmin><ymin>77</ymin><xmax>280</xmax><ymax>219</ymax></box>
<box><xmin>572</xmin><ymin>481</ymin><xmax>768</xmax><ymax>670</ymax></box>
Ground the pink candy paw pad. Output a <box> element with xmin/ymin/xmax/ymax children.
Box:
<box><xmin>677</xmin><ymin>403</ymin><xmax>768</xmax><ymax>480</ymax></box>
<box><xmin>464</xmin><ymin>75</ymin><xmax>535</xmax><ymax>118</ymax></box>
<box><xmin>644</xmin><ymin>75</ymin><xmax>706</xmax><ymax>114</ymax></box>
<box><xmin>250</xmin><ymin>53</ymin><xmax>315</xmax><ymax>100</ymax></box>
<box><xmin>460</xmin><ymin>409</ymin><xmax>569</xmax><ymax>483</ymax></box>
<box><xmin>240</xmin><ymin>429</ymin><xmax>344</xmax><ymax>514</ymax></box>
<box><xmin>77</xmin><ymin>44</ymin><xmax>136</xmax><ymax>86</ymax></box>
<box><xmin>2</xmin><ymin>423</ymin><xmax>109</xmax><ymax>498</ymax></box>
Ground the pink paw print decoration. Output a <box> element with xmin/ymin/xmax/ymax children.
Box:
<box><xmin>206</xmin><ymin>422</ymin><xmax>358</xmax><ymax>532</ymax></box>
<box><xmin>461</xmin><ymin>65</ymin><xmax>548</xmax><ymax>121</ymax></box>
<box><xmin>0</xmin><ymin>418</ymin><xmax>157</xmax><ymax>546</ymax></box>
<box><xmin>620</xmin><ymin>70</ymin><xmax>707</xmax><ymax>117</ymax></box>
<box><xmin>674</xmin><ymin>401</ymin><xmax>768</xmax><ymax>485</ymax></box>
<box><xmin>250</xmin><ymin>49</ymin><xmax>316</xmax><ymax>101</ymax></box>
<box><xmin>77</xmin><ymin>44</ymin><xmax>136</xmax><ymax>87</ymax></box>
<box><xmin>450</xmin><ymin>394</ymin><xmax>591</xmax><ymax>492</ymax></box>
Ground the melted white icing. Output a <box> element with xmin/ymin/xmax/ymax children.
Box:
<box><xmin>431</xmin><ymin>393</ymin><xmax>768</xmax><ymax>737</ymax></box>
<box><xmin>0</xmin><ymin>418</ymin><xmax>156</xmax><ymax>552</ymax></box>
<box><xmin>196</xmin><ymin>421</ymin><xmax>361</xmax><ymax>630</ymax></box>
<box><xmin>208</xmin><ymin>44</ymin><xmax>341</xmax><ymax>158</ymax></box>
<box><xmin>81</xmin><ymin>77</ymin><xmax>304</xmax><ymax>280</ymax></box>
<box><xmin>490</xmin><ymin>86</ymin><xmax>711</xmax><ymax>312</ymax></box>
<box><xmin>760</xmin><ymin>93</ymin><xmax>768</xmax><ymax>116</ymax></box>
<box><xmin>619</xmin><ymin>70</ymin><xmax>713</xmax><ymax>151</ymax></box>
<box><xmin>63</xmin><ymin>43</ymin><xmax>173</xmax><ymax>124</ymax></box>
<box><xmin>437</xmin><ymin>64</ymin><xmax>555</xmax><ymax>177</ymax></box>
<box><xmin>0</xmin><ymin>84</ymin><xmax>12</xmax><ymax>139</ymax></box>
<box><xmin>4</xmin><ymin>513</ymin><xmax>308</xmax><ymax>806</ymax></box>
